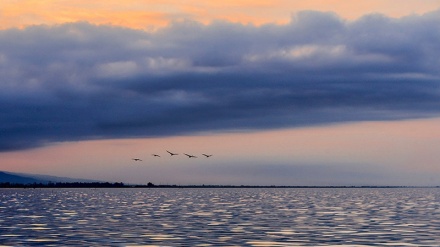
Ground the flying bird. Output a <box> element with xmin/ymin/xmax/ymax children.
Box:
<box><xmin>152</xmin><ymin>154</ymin><xmax>161</xmax><ymax>157</ymax></box>
<box><xmin>132</xmin><ymin>158</ymin><xmax>142</xmax><ymax>161</ymax></box>
<box><xmin>166</xmin><ymin>150</ymin><xmax>178</xmax><ymax>156</ymax></box>
<box><xmin>184</xmin><ymin>153</ymin><xmax>197</xmax><ymax>158</ymax></box>
<box><xmin>202</xmin><ymin>154</ymin><xmax>213</xmax><ymax>158</ymax></box>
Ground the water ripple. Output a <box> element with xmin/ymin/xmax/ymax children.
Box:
<box><xmin>0</xmin><ymin>188</ymin><xmax>439</xmax><ymax>246</ymax></box>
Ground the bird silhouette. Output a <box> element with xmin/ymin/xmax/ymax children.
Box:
<box><xmin>202</xmin><ymin>154</ymin><xmax>213</xmax><ymax>158</ymax></box>
<box><xmin>132</xmin><ymin>158</ymin><xmax>142</xmax><ymax>161</ymax></box>
<box><xmin>152</xmin><ymin>154</ymin><xmax>161</xmax><ymax>157</ymax></box>
<box><xmin>184</xmin><ymin>153</ymin><xmax>197</xmax><ymax>158</ymax></box>
<box><xmin>166</xmin><ymin>150</ymin><xmax>178</xmax><ymax>156</ymax></box>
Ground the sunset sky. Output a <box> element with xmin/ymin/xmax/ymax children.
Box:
<box><xmin>1</xmin><ymin>1</ymin><xmax>440</xmax><ymax>186</ymax></box>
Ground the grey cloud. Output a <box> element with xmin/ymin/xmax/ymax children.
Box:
<box><xmin>1</xmin><ymin>10</ymin><xmax>440</xmax><ymax>151</ymax></box>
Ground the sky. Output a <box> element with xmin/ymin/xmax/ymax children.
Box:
<box><xmin>1</xmin><ymin>1</ymin><xmax>440</xmax><ymax>186</ymax></box>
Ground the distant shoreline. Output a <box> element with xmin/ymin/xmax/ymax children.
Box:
<box><xmin>0</xmin><ymin>182</ymin><xmax>438</xmax><ymax>189</ymax></box>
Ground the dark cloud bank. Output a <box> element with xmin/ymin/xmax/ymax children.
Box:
<box><xmin>1</xmin><ymin>10</ymin><xmax>440</xmax><ymax>151</ymax></box>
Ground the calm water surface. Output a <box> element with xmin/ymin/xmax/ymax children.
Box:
<box><xmin>1</xmin><ymin>188</ymin><xmax>439</xmax><ymax>246</ymax></box>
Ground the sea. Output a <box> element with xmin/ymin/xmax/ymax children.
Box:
<box><xmin>1</xmin><ymin>188</ymin><xmax>439</xmax><ymax>246</ymax></box>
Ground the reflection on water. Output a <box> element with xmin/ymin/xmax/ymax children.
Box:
<box><xmin>1</xmin><ymin>188</ymin><xmax>439</xmax><ymax>246</ymax></box>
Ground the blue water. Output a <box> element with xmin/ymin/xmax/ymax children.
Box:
<box><xmin>1</xmin><ymin>188</ymin><xmax>439</xmax><ymax>246</ymax></box>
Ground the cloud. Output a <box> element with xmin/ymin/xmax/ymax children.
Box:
<box><xmin>1</xmin><ymin>10</ymin><xmax>440</xmax><ymax>151</ymax></box>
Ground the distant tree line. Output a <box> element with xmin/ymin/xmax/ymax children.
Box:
<box><xmin>1</xmin><ymin>182</ymin><xmax>434</xmax><ymax>189</ymax></box>
<box><xmin>0</xmin><ymin>181</ymin><xmax>155</xmax><ymax>188</ymax></box>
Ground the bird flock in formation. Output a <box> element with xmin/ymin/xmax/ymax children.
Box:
<box><xmin>132</xmin><ymin>150</ymin><xmax>213</xmax><ymax>162</ymax></box>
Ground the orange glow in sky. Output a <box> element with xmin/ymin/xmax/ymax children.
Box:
<box><xmin>1</xmin><ymin>0</ymin><xmax>440</xmax><ymax>30</ymax></box>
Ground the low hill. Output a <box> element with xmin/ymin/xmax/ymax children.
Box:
<box><xmin>0</xmin><ymin>171</ymin><xmax>43</xmax><ymax>184</ymax></box>
<box><xmin>0</xmin><ymin>171</ymin><xmax>99</xmax><ymax>184</ymax></box>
